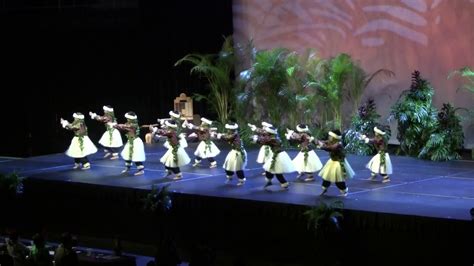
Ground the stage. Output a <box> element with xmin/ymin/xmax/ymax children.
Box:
<box><xmin>1</xmin><ymin>143</ymin><xmax>473</xmax><ymax>220</ymax></box>
<box><xmin>1</xmin><ymin>142</ymin><xmax>473</xmax><ymax>264</ymax></box>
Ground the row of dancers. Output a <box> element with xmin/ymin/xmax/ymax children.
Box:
<box><xmin>60</xmin><ymin>105</ymin><xmax>393</xmax><ymax>196</ymax></box>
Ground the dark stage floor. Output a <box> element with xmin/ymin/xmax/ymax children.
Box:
<box><xmin>1</xmin><ymin>142</ymin><xmax>473</xmax><ymax>221</ymax></box>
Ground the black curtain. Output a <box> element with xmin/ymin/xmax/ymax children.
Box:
<box><xmin>0</xmin><ymin>0</ymin><xmax>233</xmax><ymax>156</ymax></box>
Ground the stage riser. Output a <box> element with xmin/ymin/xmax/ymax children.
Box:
<box><xmin>1</xmin><ymin>178</ymin><xmax>468</xmax><ymax>264</ymax></box>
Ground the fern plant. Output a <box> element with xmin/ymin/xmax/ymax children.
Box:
<box><xmin>448</xmin><ymin>66</ymin><xmax>474</xmax><ymax>94</ymax></box>
<box><xmin>390</xmin><ymin>70</ymin><xmax>438</xmax><ymax>157</ymax></box>
<box><xmin>304</xmin><ymin>200</ymin><xmax>343</xmax><ymax>237</ymax></box>
<box><xmin>0</xmin><ymin>172</ymin><xmax>23</xmax><ymax>199</ymax></box>
<box><xmin>143</xmin><ymin>185</ymin><xmax>172</xmax><ymax>214</ymax></box>
<box><xmin>237</xmin><ymin>47</ymin><xmax>298</xmax><ymax>125</ymax></box>
<box><xmin>419</xmin><ymin>103</ymin><xmax>464</xmax><ymax>161</ymax></box>
<box><xmin>344</xmin><ymin>98</ymin><xmax>384</xmax><ymax>155</ymax></box>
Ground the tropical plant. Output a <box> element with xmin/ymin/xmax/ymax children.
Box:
<box><xmin>448</xmin><ymin>66</ymin><xmax>474</xmax><ymax>93</ymax></box>
<box><xmin>389</xmin><ymin>70</ymin><xmax>438</xmax><ymax>156</ymax></box>
<box><xmin>175</xmin><ymin>36</ymin><xmax>235</xmax><ymax>126</ymax></box>
<box><xmin>236</xmin><ymin>46</ymin><xmax>394</xmax><ymax>138</ymax></box>
<box><xmin>419</xmin><ymin>103</ymin><xmax>464</xmax><ymax>161</ymax></box>
<box><xmin>0</xmin><ymin>172</ymin><xmax>23</xmax><ymax>199</ymax></box>
<box><xmin>304</xmin><ymin>200</ymin><xmax>343</xmax><ymax>236</ymax></box>
<box><xmin>345</xmin><ymin>66</ymin><xmax>395</xmax><ymax>116</ymax></box>
<box><xmin>143</xmin><ymin>185</ymin><xmax>172</xmax><ymax>214</ymax></box>
<box><xmin>447</xmin><ymin>66</ymin><xmax>474</xmax><ymax>159</ymax></box>
<box><xmin>309</xmin><ymin>53</ymin><xmax>354</xmax><ymax>130</ymax></box>
<box><xmin>344</xmin><ymin>98</ymin><xmax>383</xmax><ymax>155</ymax></box>
<box><xmin>304</xmin><ymin>53</ymin><xmax>393</xmax><ymax>130</ymax></box>
<box><xmin>237</xmin><ymin>47</ymin><xmax>298</xmax><ymax>125</ymax></box>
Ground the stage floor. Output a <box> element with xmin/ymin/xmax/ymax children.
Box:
<box><xmin>1</xmin><ymin>143</ymin><xmax>473</xmax><ymax>221</ymax></box>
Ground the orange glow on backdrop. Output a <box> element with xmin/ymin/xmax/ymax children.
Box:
<box><xmin>233</xmin><ymin>0</ymin><xmax>474</xmax><ymax>146</ymax></box>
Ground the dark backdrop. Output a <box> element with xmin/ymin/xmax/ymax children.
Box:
<box><xmin>0</xmin><ymin>0</ymin><xmax>233</xmax><ymax>157</ymax></box>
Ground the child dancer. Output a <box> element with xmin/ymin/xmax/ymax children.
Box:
<box><xmin>60</xmin><ymin>112</ymin><xmax>97</xmax><ymax>169</ymax></box>
<box><xmin>217</xmin><ymin>121</ymin><xmax>247</xmax><ymax>186</ymax></box>
<box><xmin>317</xmin><ymin>130</ymin><xmax>355</xmax><ymax>196</ymax></box>
<box><xmin>185</xmin><ymin>117</ymin><xmax>220</xmax><ymax>168</ymax></box>
<box><xmin>89</xmin><ymin>105</ymin><xmax>123</xmax><ymax>159</ymax></box>
<box><xmin>360</xmin><ymin>127</ymin><xmax>392</xmax><ymax>183</ymax></box>
<box><xmin>155</xmin><ymin>120</ymin><xmax>191</xmax><ymax>180</ymax></box>
<box><xmin>159</xmin><ymin>111</ymin><xmax>188</xmax><ymax>149</ymax></box>
<box><xmin>285</xmin><ymin>124</ymin><xmax>323</xmax><ymax>182</ymax></box>
<box><xmin>248</xmin><ymin>122</ymin><xmax>274</xmax><ymax>175</ymax></box>
<box><xmin>114</xmin><ymin>112</ymin><xmax>146</xmax><ymax>175</ymax></box>
<box><xmin>253</xmin><ymin>126</ymin><xmax>294</xmax><ymax>189</ymax></box>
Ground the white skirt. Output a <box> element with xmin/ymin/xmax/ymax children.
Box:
<box><xmin>98</xmin><ymin>128</ymin><xmax>123</xmax><ymax>148</ymax></box>
<box><xmin>121</xmin><ymin>138</ymin><xmax>146</xmax><ymax>162</ymax></box>
<box><xmin>223</xmin><ymin>149</ymin><xmax>247</xmax><ymax>171</ymax></box>
<box><xmin>292</xmin><ymin>150</ymin><xmax>323</xmax><ymax>173</ymax></box>
<box><xmin>179</xmin><ymin>133</ymin><xmax>188</xmax><ymax>148</ymax></box>
<box><xmin>163</xmin><ymin>140</ymin><xmax>171</xmax><ymax>149</ymax></box>
<box><xmin>263</xmin><ymin>151</ymin><xmax>296</xmax><ymax>174</ymax></box>
<box><xmin>319</xmin><ymin>158</ymin><xmax>355</xmax><ymax>183</ymax></box>
<box><xmin>194</xmin><ymin>140</ymin><xmax>220</xmax><ymax>158</ymax></box>
<box><xmin>65</xmin><ymin>136</ymin><xmax>98</xmax><ymax>158</ymax></box>
<box><xmin>256</xmin><ymin>145</ymin><xmax>273</xmax><ymax>164</ymax></box>
<box><xmin>367</xmin><ymin>153</ymin><xmax>393</xmax><ymax>175</ymax></box>
<box><xmin>160</xmin><ymin>146</ymin><xmax>191</xmax><ymax>168</ymax></box>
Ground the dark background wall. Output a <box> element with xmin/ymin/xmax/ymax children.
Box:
<box><xmin>0</xmin><ymin>0</ymin><xmax>233</xmax><ymax>157</ymax></box>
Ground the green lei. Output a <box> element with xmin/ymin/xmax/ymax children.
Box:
<box><xmin>170</xmin><ymin>130</ymin><xmax>179</xmax><ymax>164</ymax></box>
<box><xmin>72</xmin><ymin>120</ymin><xmax>87</xmax><ymax>152</ymax></box>
<box><xmin>229</xmin><ymin>134</ymin><xmax>246</xmax><ymax>163</ymax></box>
<box><xmin>172</xmin><ymin>145</ymin><xmax>179</xmax><ymax>164</ymax></box>
<box><xmin>127</xmin><ymin>121</ymin><xmax>139</xmax><ymax>160</ymax></box>
<box><xmin>302</xmin><ymin>147</ymin><xmax>309</xmax><ymax>167</ymax></box>
<box><xmin>205</xmin><ymin>139</ymin><xmax>212</xmax><ymax>154</ymax></box>
<box><xmin>172</xmin><ymin>117</ymin><xmax>182</xmax><ymax>135</ymax></box>
<box><xmin>379</xmin><ymin>150</ymin><xmax>386</xmax><ymax>170</ymax></box>
<box><xmin>377</xmin><ymin>136</ymin><xmax>388</xmax><ymax>170</ymax></box>
<box><xmin>269</xmin><ymin>136</ymin><xmax>280</xmax><ymax>171</ymax></box>
<box><xmin>270</xmin><ymin>151</ymin><xmax>278</xmax><ymax>171</ymax></box>
<box><xmin>340</xmin><ymin>161</ymin><xmax>347</xmax><ymax>178</ymax></box>
<box><xmin>105</xmin><ymin>112</ymin><xmax>116</xmax><ymax>146</ymax></box>
<box><xmin>203</xmin><ymin>126</ymin><xmax>212</xmax><ymax>154</ymax></box>
<box><xmin>264</xmin><ymin>145</ymin><xmax>271</xmax><ymax>158</ymax></box>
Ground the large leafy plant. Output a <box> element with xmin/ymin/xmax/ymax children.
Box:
<box><xmin>304</xmin><ymin>200</ymin><xmax>343</xmax><ymax>237</ymax></box>
<box><xmin>306</xmin><ymin>54</ymin><xmax>393</xmax><ymax>130</ymax></box>
<box><xmin>143</xmin><ymin>185</ymin><xmax>172</xmax><ymax>215</ymax></box>
<box><xmin>175</xmin><ymin>36</ymin><xmax>235</xmax><ymax>126</ymax></box>
<box><xmin>419</xmin><ymin>103</ymin><xmax>464</xmax><ymax>161</ymax></box>
<box><xmin>390</xmin><ymin>70</ymin><xmax>438</xmax><ymax>156</ymax></box>
<box><xmin>344</xmin><ymin>98</ymin><xmax>384</xmax><ymax>155</ymax></box>
<box><xmin>0</xmin><ymin>172</ymin><xmax>23</xmax><ymax>199</ymax></box>
<box><xmin>237</xmin><ymin>47</ymin><xmax>299</xmax><ymax>125</ymax></box>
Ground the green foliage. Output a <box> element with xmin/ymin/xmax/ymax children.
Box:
<box><xmin>237</xmin><ymin>47</ymin><xmax>299</xmax><ymax>125</ymax></box>
<box><xmin>344</xmin><ymin>98</ymin><xmax>387</xmax><ymax>155</ymax></box>
<box><xmin>175</xmin><ymin>36</ymin><xmax>235</xmax><ymax>125</ymax></box>
<box><xmin>143</xmin><ymin>185</ymin><xmax>172</xmax><ymax>214</ymax></box>
<box><xmin>309</xmin><ymin>53</ymin><xmax>354</xmax><ymax>130</ymax></box>
<box><xmin>419</xmin><ymin>103</ymin><xmax>464</xmax><ymax>161</ymax></box>
<box><xmin>390</xmin><ymin>71</ymin><xmax>464</xmax><ymax>161</ymax></box>
<box><xmin>448</xmin><ymin>66</ymin><xmax>474</xmax><ymax>94</ymax></box>
<box><xmin>346</xmin><ymin>68</ymin><xmax>395</xmax><ymax>115</ymax></box>
<box><xmin>390</xmin><ymin>70</ymin><xmax>438</xmax><ymax>157</ymax></box>
<box><xmin>304</xmin><ymin>200</ymin><xmax>343</xmax><ymax>236</ymax></box>
<box><xmin>306</xmin><ymin>54</ymin><xmax>393</xmax><ymax>130</ymax></box>
<box><xmin>183</xmin><ymin>40</ymin><xmax>394</xmax><ymax>139</ymax></box>
<box><xmin>0</xmin><ymin>172</ymin><xmax>23</xmax><ymax>197</ymax></box>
